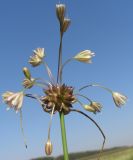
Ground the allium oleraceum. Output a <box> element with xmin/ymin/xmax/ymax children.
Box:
<box><xmin>2</xmin><ymin>3</ymin><xmax>127</xmax><ymax>160</ymax></box>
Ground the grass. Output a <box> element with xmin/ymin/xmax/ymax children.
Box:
<box><xmin>31</xmin><ymin>146</ymin><xmax>133</xmax><ymax>160</ymax></box>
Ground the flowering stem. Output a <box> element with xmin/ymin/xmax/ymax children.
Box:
<box><xmin>57</xmin><ymin>32</ymin><xmax>63</xmax><ymax>84</ymax></box>
<box><xmin>59</xmin><ymin>112</ymin><xmax>69</xmax><ymax>160</ymax></box>
<box><xmin>57</xmin><ymin>28</ymin><xmax>69</xmax><ymax>159</ymax></box>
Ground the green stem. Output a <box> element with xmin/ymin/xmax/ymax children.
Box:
<box><xmin>57</xmin><ymin>24</ymin><xmax>69</xmax><ymax>159</ymax></box>
<box><xmin>59</xmin><ymin>112</ymin><xmax>69</xmax><ymax>160</ymax></box>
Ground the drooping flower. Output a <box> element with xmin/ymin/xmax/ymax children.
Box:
<box><xmin>74</xmin><ymin>50</ymin><xmax>95</xmax><ymax>63</ymax></box>
<box><xmin>33</xmin><ymin>48</ymin><xmax>45</xmax><ymax>59</ymax></box>
<box><xmin>56</xmin><ymin>4</ymin><xmax>66</xmax><ymax>23</ymax></box>
<box><xmin>45</xmin><ymin>139</ymin><xmax>53</xmax><ymax>155</ymax></box>
<box><xmin>112</xmin><ymin>92</ymin><xmax>127</xmax><ymax>107</ymax></box>
<box><xmin>2</xmin><ymin>91</ymin><xmax>24</xmax><ymax>111</ymax></box>
<box><xmin>29</xmin><ymin>54</ymin><xmax>42</xmax><ymax>67</ymax></box>
<box><xmin>84</xmin><ymin>102</ymin><xmax>102</xmax><ymax>114</ymax></box>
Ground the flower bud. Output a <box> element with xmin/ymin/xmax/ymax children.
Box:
<box><xmin>56</xmin><ymin>4</ymin><xmax>66</xmax><ymax>23</ymax></box>
<box><xmin>45</xmin><ymin>139</ymin><xmax>53</xmax><ymax>155</ymax></box>
<box><xmin>62</xmin><ymin>18</ymin><xmax>71</xmax><ymax>32</ymax></box>
<box><xmin>23</xmin><ymin>67</ymin><xmax>31</xmax><ymax>80</ymax></box>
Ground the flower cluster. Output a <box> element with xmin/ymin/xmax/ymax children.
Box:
<box><xmin>2</xmin><ymin>3</ymin><xmax>127</xmax><ymax>159</ymax></box>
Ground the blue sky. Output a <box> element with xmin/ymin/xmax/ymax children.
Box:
<box><xmin>0</xmin><ymin>0</ymin><xmax>133</xmax><ymax>160</ymax></box>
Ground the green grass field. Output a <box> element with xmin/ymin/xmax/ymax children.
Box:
<box><xmin>31</xmin><ymin>146</ymin><xmax>133</xmax><ymax>160</ymax></box>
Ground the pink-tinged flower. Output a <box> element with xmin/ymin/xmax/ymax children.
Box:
<box><xmin>2</xmin><ymin>91</ymin><xmax>24</xmax><ymax>111</ymax></box>
<box><xmin>84</xmin><ymin>102</ymin><xmax>102</xmax><ymax>114</ymax></box>
<box><xmin>74</xmin><ymin>50</ymin><xmax>95</xmax><ymax>63</ymax></box>
<box><xmin>112</xmin><ymin>92</ymin><xmax>127</xmax><ymax>107</ymax></box>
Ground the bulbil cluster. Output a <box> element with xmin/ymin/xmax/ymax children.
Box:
<box><xmin>41</xmin><ymin>84</ymin><xmax>76</xmax><ymax>115</ymax></box>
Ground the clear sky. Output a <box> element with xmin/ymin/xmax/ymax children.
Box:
<box><xmin>0</xmin><ymin>0</ymin><xmax>133</xmax><ymax>160</ymax></box>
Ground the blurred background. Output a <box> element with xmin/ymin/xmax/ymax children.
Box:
<box><xmin>0</xmin><ymin>0</ymin><xmax>133</xmax><ymax>160</ymax></box>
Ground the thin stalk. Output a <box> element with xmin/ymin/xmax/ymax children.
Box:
<box><xmin>25</xmin><ymin>94</ymin><xmax>46</xmax><ymax>112</ymax></box>
<box><xmin>59</xmin><ymin>111</ymin><xmax>69</xmax><ymax>160</ymax></box>
<box><xmin>20</xmin><ymin>109</ymin><xmax>27</xmax><ymax>149</ymax></box>
<box><xmin>79</xmin><ymin>83</ymin><xmax>112</xmax><ymax>93</ymax></box>
<box><xmin>48</xmin><ymin>106</ymin><xmax>55</xmax><ymax>140</ymax></box>
<box><xmin>60</xmin><ymin>58</ymin><xmax>73</xmax><ymax>78</ymax></box>
<box><xmin>34</xmin><ymin>82</ymin><xmax>47</xmax><ymax>88</ymax></box>
<box><xmin>57</xmin><ymin>28</ymin><xmax>69</xmax><ymax>159</ymax></box>
<box><xmin>57</xmin><ymin>32</ymin><xmax>63</xmax><ymax>84</ymax></box>
<box><xmin>42</xmin><ymin>61</ymin><xmax>55</xmax><ymax>83</ymax></box>
<box><xmin>75</xmin><ymin>93</ymin><xmax>92</xmax><ymax>103</ymax></box>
